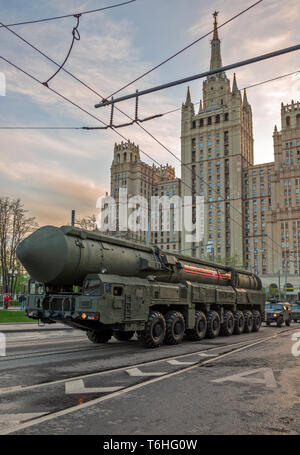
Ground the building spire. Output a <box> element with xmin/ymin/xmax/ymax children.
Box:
<box><xmin>210</xmin><ymin>11</ymin><xmax>223</xmax><ymax>73</ymax></box>
<box><xmin>243</xmin><ymin>88</ymin><xmax>248</xmax><ymax>106</ymax></box>
<box><xmin>213</xmin><ymin>10</ymin><xmax>219</xmax><ymax>39</ymax></box>
<box><xmin>232</xmin><ymin>73</ymin><xmax>238</xmax><ymax>92</ymax></box>
<box><xmin>185</xmin><ymin>86</ymin><xmax>191</xmax><ymax>105</ymax></box>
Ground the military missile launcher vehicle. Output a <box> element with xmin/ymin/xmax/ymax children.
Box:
<box><xmin>17</xmin><ymin>225</ymin><xmax>266</xmax><ymax>348</ymax></box>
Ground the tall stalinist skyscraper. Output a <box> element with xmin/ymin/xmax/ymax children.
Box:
<box><xmin>181</xmin><ymin>11</ymin><xmax>253</xmax><ymax>263</ymax></box>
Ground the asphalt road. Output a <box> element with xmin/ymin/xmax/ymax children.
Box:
<box><xmin>1</xmin><ymin>322</ymin><xmax>300</xmax><ymax>435</ymax></box>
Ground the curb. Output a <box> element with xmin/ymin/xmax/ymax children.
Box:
<box><xmin>0</xmin><ymin>328</ymin><xmax>74</xmax><ymax>333</ymax></box>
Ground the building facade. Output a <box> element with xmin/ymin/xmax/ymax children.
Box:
<box><xmin>180</xmin><ymin>12</ymin><xmax>300</xmax><ymax>296</ymax></box>
<box><xmin>110</xmin><ymin>140</ymin><xmax>181</xmax><ymax>251</ymax></box>
<box><xmin>108</xmin><ymin>12</ymin><xmax>300</xmax><ymax>296</ymax></box>
<box><xmin>181</xmin><ymin>11</ymin><xmax>253</xmax><ymax>263</ymax></box>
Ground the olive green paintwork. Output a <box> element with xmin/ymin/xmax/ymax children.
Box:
<box><xmin>17</xmin><ymin>225</ymin><xmax>262</xmax><ymax>289</ymax></box>
<box><xmin>19</xmin><ymin>226</ymin><xmax>266</xmax><ymax>334</ymax></box>
<box><xmin>265</xmin><ymin>302</ymin><xmax>292</xmax><ymax>327</ymax></box>
<box><xmin>25</xmin><ymin>273</ymin><xmax>266</xmax><ymax>332</ymax></box>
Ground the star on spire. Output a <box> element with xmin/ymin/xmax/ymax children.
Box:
<box><xmin>213</xmin><ymin>11</ymin><xmax>219</xmax><ymax>39</ymax></box>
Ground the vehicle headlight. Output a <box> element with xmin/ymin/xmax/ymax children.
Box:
<box><xmin>273</xmin><ymin>313</ymin><xmax>278</xmax><ymax>317</ymax></box>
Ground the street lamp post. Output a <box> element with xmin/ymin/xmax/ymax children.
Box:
<box><xmin>249</xmin><ymin>247</ymin><xmax>264</xmax><ymax>276</ymax></box>
<box><xmin>284</xmin><ymin>260</ymin><xmax>288</xmax><ymax>301</ymax></box>
<box><xmin>8</xmin><ymin>269</ymin><xmax>18</xmax><ymax>297</ymax></box>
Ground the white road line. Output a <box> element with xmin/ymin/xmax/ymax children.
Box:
<box><xmin>1</xmin><ymin>332</ymin><xmax>283</xmax><ymax>435</ymax></box>
<box><xmin>0</xmin><ymin>413</ymin><xmax>48</xmax><ymax>430</ymax></box>
<box><xmin>65</xmin><ymin>379</ymin><xmax>122</xmax><ymax>394</ymax></box>
<box><xmin>167</xmin><ymin>359</ymin><xmax>195</xmax><ymax>365</ymax></box>
<box><xmin>126</xmin><ymin>367</ymin><xmax>164</xmax><ymax>377</ymax></box>
<box><xmin>0</xmin><ymin>334</ymin><xmax>282</xmax><ymax>396</ymax></box>
<box><xmin>212</xmin><ymin>367</ymin><xmax>278</xmax><ymax>389</ymax></box>
<box><xmin>198</xmin><ymin>353</ymin><xmax>219</xmax><ymax>357</ymax></box>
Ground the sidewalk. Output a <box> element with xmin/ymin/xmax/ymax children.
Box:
<box><xmin>1</xmin><ymin>306</ymin><xmax>25</xmax><ymax>312</ymax></box>
<box><xmin>0</xmin><ymin>322</ymin><xmax>74</xmax><ymax>333</ymax></box>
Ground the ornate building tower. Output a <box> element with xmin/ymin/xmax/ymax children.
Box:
<box><xmin>181</xmin><ymin>12</ymin><xmax>254</xmax><ymax>263</ymax></box>
<box><xmin>110</xmin><ymin>140</ymin><xmax>181</xmax><ymax>250</ymax></box>
<box><xmin>267</xmin><ymin>101</ymin><xmax>300</xmax><ymax>275</ymax></box>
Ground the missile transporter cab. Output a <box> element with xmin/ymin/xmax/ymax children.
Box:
<box><xmin>17</xmin><ymin>226</ymin><xmax>266</xmax><ymax>348</ymax></box>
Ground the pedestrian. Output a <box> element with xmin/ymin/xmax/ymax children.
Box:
<box><xmin>4</xmin><ymin>293</ymin><xmax>11</xmax><ymax>310</ymax></box>
<box><xmin>20</xmin><ymin>293</ymin><xmax>26</xmax><ymax>310</ymax></box>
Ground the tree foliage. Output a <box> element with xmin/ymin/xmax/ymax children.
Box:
<box><xmin>75</xmin><ymin>214</ymin><xmax>98</xmax><ymax>231</ymax></box>
<box><xmin>0</xmin><ymin>197</ymin><xmax>38</xmax><ymax>294</ymax></box>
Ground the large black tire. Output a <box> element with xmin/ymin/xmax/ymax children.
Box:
<box><xmin>266</xmin><ymin>321</ymin><xmax>271</xmax><ymax>326</ymax></box>
<box><xmin>113</xmin><ymin>331</ymin><xmax>135</xmax><ymax>341</ymax></box>
<box><xmin>206</xmin><ymin>311</ymin><xmax>220</xmax><ymax>339</ymax></box>
<box><xmin>277</xmin><ymin>316</ymin><xmax>283</xmax><ymax>327</ymax></box>
<box><xmin>164</xmin><ymin>311</ymin><xmax>185</xmax><ymax>345</ymax></box>
<box><xmin>233</xmin><ymin>310</ymin><xmax>244</xmax><ymax>335</ymax></box>
<box><xmin>140</xmin><ymin>312</ymin><xmax>166</xmax><ymax>348</ymax></box>
<box><xmin>185</xmin><ymin>311</ymin><xmax>207</xmax><ymax>341</ymax></box>
<box><xmin>220</xmin><ymin>310</ymin><xmax>234</xmax><ymax>336</ymax></box>
<box><xmin>252</xmin><ymin>310</ymin><xmax>262</xmax><ymax>332</ymax></box>
<box><xmin>86</xmin><ymin>329</ymin><xmax>112</xmax><ymax>344</ymax></box>
<box><xmin>243</xmin><ymin>310</ymin><xmax>253</xmax><ymax>333</ymax></box>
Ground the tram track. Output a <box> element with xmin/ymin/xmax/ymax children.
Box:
<box><xmin>0</xmin><ymin>326</ymin><xmax>295</xmax><ymax>395</ymax></box>
<box><xmin>1</xmin><ymin>325</ymin><xmax>297</xmax><ymax>435</ymax></box>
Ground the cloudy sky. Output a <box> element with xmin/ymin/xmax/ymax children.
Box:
<box><xmin>0</xmin><ymin>0</ymin><xmax>299</xmax><ymax>226</ymax></box>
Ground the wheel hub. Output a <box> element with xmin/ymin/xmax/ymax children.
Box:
<box><xmin>153</xmin><ymin>323</ymin><xmax>163</xmax><ymax>338</ymax></box>
<box><xmin>174</xmin><ymin>321</ymin><xmax>182</xmax><ymax>335</ymax></box>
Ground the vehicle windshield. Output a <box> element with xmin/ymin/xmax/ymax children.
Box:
<box><xmin>265</xmin><ymin>303</ymin><xmax>284</xmax><ymax>310</ymax></box>
<box><xmin>83</xmin><ymin>278</ymin><xmax>102</xmax><ymax>296</ymax></box>
<box><xmin>29</xmin><ymin>280</ymin><xmax>45</xmax><ymax>295</ymax></box>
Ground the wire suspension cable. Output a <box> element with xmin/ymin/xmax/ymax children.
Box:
<box><xmin>2</xmin><ymin>70</ymin><xmax>299</xmax><ymax>129</ymax></box>
<box><xmin>0</xmin><ymin>32</ymin><xmax>289</xmax><ymax>265</ymax></box>
<box><xmin>95</xmin><ymin>44</ymin><xmax>300</xmax><ymax>107</ymax></box>
<box><xmin>43</xmin><ymin>14</ymin><xmax>81</xmax><ymax>87</ymax></box>
<box><xmin>0</xmin><ymin>1</ymin><xmax>284</xmax><ymax>266</ymax></box>
<box><xmin>0</xmin><ymin>1</ymin><xmax>137</xmax><ymax>28</ymax></box>
<box><xmin>105</xmin><ymin>0</ymin><xmax>264</xmax><ymax>100</ymax></box>
<box><xmin>1</xmin><ymin>54</ymin><xmax>285</xmax><ymax>268</ymax></box>
<box><xmin>158</xmin><ymin>70</ymin><xmax>300</xmax><ymax>118</ymax></box>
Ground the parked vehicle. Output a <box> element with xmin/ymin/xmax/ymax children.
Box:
<box><xmin>265</xmin><ymin>302</ymin><xmax>292</xmax><ymax>327</ymax></box>
<box><xmin>291</xmin><ymin>303</ymin><xmax>300</xmax><ymax>323</ymax></box>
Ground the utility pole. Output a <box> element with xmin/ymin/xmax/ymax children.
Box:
<box><xmin>249</xmin><ymin>247</ymin><xmax>264</xmax><ymax>276</ymax></box>
<box><xmin>278</xmin><ymin>269</ymin><xmax>281</xmax><ymax>302</ymax></box>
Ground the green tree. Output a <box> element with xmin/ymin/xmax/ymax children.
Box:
<box><xmin>0</xmin><ymin>197</ymin><xmax>38</xmax><ymax>295</ymax></box>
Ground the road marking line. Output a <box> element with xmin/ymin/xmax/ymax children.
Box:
<box><xmin>0</xmin><ymin>385</ymin><xmax>22</xmax><ymax>393</ymax></box>
<box><xmin>0</xmin><ymin>333</ymin><xmax>287</xmax><ymax>396</ymax></box>
<box><xmin>167</xmin><ymin>359</ymin><xmax>195</xmax><ymax>365</ymax></box>
<box><xmin>212</xmin><ymin>367</ymin><xmax>278</xmax><ymax>388</ymax></box>
<box><xmin>1</xmin><ymin>333</ymin><xmax>282</xmax><ymax>435</ymax></box>
<box><xmin>198</xmin><ymin>353</ymin><xmax>219</xmax><ymax>357</ymax></box>
<box><xmin>65</xmin><ymin>379</ymin><xmax>122</xmax><ymax>394</ymax></box>
<box><xmin>0</xmin><ymin>413</ymin><xmax>47</xmax><ymax>431</ymax></box>
<box><xmin>126</xmin><ymin>367</ymin><xmax>164</xmax><ymax>377</ymax></box>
